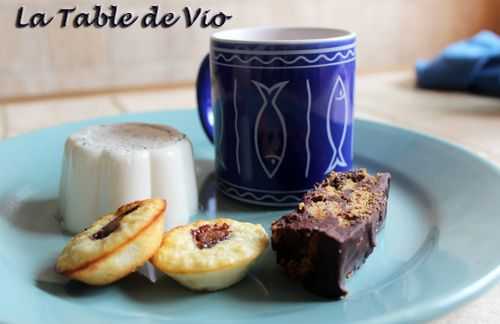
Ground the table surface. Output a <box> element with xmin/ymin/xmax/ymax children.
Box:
<box><xmin>1</xmin><ymin>70</ymin><xmax>500</xmax><ymax>323</ymax></box>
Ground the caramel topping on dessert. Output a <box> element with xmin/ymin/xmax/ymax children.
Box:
<box><xmin>91</xmin><ymin>202</ymin><xmax>141</xmax><ymax>240</ymax></box>
<box><xmin>303</xmin><ymin>169</ymin><xmax>384</xmax><ymax>226</ymax></box>
<box><xmin>191</xmin><ymin>223</ymin><xmax>231</xmax><ymax>249</ymax></box>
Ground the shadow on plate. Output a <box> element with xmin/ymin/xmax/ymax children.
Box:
<box><xmin>119</xmin><ymin>250</ymin><xmax>325</xmax><ymax>304</ymax></box>
<box><xmin>36</xmin><ymin>279</ymin><xmax>111</xmax><ymax>299</ymax></box>
<box><xmin>117</xmin><ymin>273</ymin><xmax>198</xmax><ymax>304</ymax></box>
<box><xmin>0</xmin><ymin>194</ymin><xmax>61</xmax><ymax>235</ymax></box>
<box><xmin>225</xmin><ymin>248</ymin><xmax>325</xmax><ymax>303</ymax></box>
<box><xmin>36</xmin><ymin>249</ymin><xmax>324</xmax><ymax>305</ymax></box>
<box><xmin>197</xmin><ymin>169</ymin><xmax>289</xmax><ymax>216</ymax></box>
<box><xmin>37</xmin><ymin>272</ymin><xmax>200</xmax><ymax>304</ymax></box>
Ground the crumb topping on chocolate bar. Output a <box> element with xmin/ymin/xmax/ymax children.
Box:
<box><xmin>299</xmin><ymin>169</ymin><xmax>385</xmax><ymax>227</ymax></box>
<box><xmin>191</xmin><ymin>223</ymin><xmax>231</xmax><ymax>249</ymax></box>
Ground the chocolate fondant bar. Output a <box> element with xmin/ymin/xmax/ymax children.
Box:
<box><xmin>271</xmin><ymin>169</ymin><xmax>391</xmax><ymax>299</ymax></box>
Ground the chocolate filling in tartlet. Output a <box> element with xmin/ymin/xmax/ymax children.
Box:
<box><xmin>191</xmin><ymin>223</ymin><xmax>231</xmax><ymax>249</ymax></box>
<box><xmin>271</xmin><ymin>169</ymin><xmax>391</xmax><ymax>299</ymax></box>
<box><xmin>91</xmin><ymin>202</ymin><xmax>141</xmax><ymax>240</ymax></box>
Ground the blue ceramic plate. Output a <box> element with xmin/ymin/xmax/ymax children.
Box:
<box><xmin>1</xmin><ymin>110</ymin><xmax>500</xmax><ymax>324</ymax></box>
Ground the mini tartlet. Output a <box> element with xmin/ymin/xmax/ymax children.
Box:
<box><xmin>151</xmin><ymin>218</ymin><xmax>269</xmax><ymax>291</ymax></box>
<box><xmin>56</xmin><ymin>199</ymin><xmax>166</xmax><ymax>285</ymax></box>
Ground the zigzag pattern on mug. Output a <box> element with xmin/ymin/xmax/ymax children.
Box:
<box><xmin>218</xmin><ymin>184</ymin><xmax>302</xmax><ymax>202</ymax></box>
<box><xmin>214</xmin><ymin>49</ymin><xmax>355</xmax><ymax>66</ymax></box>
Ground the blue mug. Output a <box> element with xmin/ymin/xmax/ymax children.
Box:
<box><xmin>197</xmin><ymin>27</ymin><xmax>356</xmax><ymax>206</ymax></box>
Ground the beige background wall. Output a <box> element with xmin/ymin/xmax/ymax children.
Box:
<box><xmin>1</xmin><ymin>0</ymin><xmax>500</xmax><ymax>100</ymax></box>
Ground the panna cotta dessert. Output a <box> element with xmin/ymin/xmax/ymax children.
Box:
<box><xmin>59</xmin><ymin>123</ymin><xmax>198</xmax><ymax>233</ymax></box>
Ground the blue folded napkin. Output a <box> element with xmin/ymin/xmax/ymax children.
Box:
<box><xmin>416</xmin><ymin>31</ymin><xmax>500</xmax><ymax>97</ymax></box>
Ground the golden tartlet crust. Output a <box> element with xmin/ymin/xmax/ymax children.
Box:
<box><xmin>56</xmin><ymin>198</ymin><xmax>166</xmax><ymax>285</ymax></box>
<box><xmin>151</xmin><ymin>218</ymin><xmax>269</xmax><ymax>275</ymax></box>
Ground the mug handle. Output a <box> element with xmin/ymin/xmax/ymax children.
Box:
<box><xmin>196</xmin><ymin>54</ymin><xmax>214</xmax><ymax>143</ymax></box>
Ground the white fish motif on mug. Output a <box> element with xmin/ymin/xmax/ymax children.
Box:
<box><xmin>252</xmin><ymin>80</ymin><xmax>289</xmax><ymax>179</ymax></box>
<box><xmin>325</xmin><ymin>75</ymin><xmax>349</xmax><ymax>175</ymax></box>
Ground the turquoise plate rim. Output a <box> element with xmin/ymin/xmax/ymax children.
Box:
<box><xmin>0</xmin><ymin>109</ymin><xmax>499</xmax><ymax>324</ymax></box>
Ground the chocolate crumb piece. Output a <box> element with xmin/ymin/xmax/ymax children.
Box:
<box><xmin>91</xmin><ymin>202</ymin><xmax>141</xmax><ymax>240</ymax></box>
<box><xmin>271</xmin><ymin>169</ymin><xmax>391</xmax><ymax>299</ymax></box>
<box><xmin>191</xmin><ymin>223</ymin><xmax>231</xmax><ymax>249</ymax></box>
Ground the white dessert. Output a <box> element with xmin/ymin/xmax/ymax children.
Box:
<box><xmin>59</xmin><ymin>123</ymin><xmax>198</xmax><ymax>233</ymax></box>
